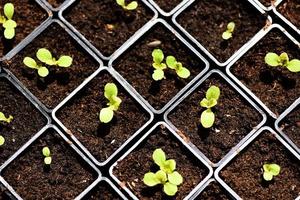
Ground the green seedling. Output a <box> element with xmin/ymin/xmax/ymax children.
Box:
<box><xmin>199</xmin><ymin>86</ymin><xmax>220</xmax><ymax>128</ymax></box>
<box><xmin>152</xmin><ymin>49</ymin><xmax>167</xmax><ymax>81</ymax></box>
<box><xmin>166</xmin><ymin>56</ymin><xmax>190</xmax><ymax>79</ymax></box>
<box><xmin>116</xmin><ymin>0</ymin><xmax>138</xmax><ymax>10</ymax></box>
<box><xmin>99</xmin><ymin>83</ymin><xmax>122</xmax><ymax>123</ymax></box>
<box><xmin>0</xmin><ymin>3</ymin><xmax>16</xmax><ymax>39</ymax></box>
<box><xmin>0</xmin><ymin>112</ymin><xmax>13</xmax><ymax>146</ymax></box>
<box><xmin>222</xmin><ymin>22</ymin><xmax>235</xmax><ymax>40</ymax></box>
<box><xmin>23</xmin><ymin>48</ymin><xmax>73</xmax><ymax>77</ymax></box>
<box><xmin>265</xmin><ymin>52</ymin><xmax>300</xmax><ymax>73</ymax></box>
<box><xmin>143</xmin><ymin>148</ymin><xmax>183</xmax><ymax>196</ymax></box>
<box><xmin>42</xmin><ymin>146</ymin><xmax>52</xmax><ymax>165</ymax></box>
<box><xmin>263</xmin><ymin>163</ymin><xmax>281</xmax><ymax>181</ymax></box>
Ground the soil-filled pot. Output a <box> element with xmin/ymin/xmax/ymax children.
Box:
<box><xmin>276</xmin><ymin>0</ymin><xmax>300</xmax><ymax>34</ymax></box>
<box><xmin>172</xmin><ymin>0</ymin><xmax>269</xmax><ymax>66</ymax></box>
<box><xmin>252</xmin><ymin>0</ymin><xmax>282</xmax><ymax>11</ymax></box>
<box><xmin>165</xmin><ymin>70</ymin><xmax>266</xmax><ymax>167</ymax></box>
<box><xmin>227</xmin><ymin>24</ymin><xmax>300</xmax><ymax>118</ymax></box>
<box><xmin>3</xmin><ymin>20</ymin><xmax>102</xmax><ymax>112</ymax></box>
<box><xmin>110</xmin><ymin>19</ymin><xmax>209</xmax><ymax>114</ymax></box>
<box><xmin>0</xmin><ymin>125</ymin><xmax>101</xmax><ymax>199</ymax></box>
<box><xmin>110</xmin><ymin>122</ymin><xmax>213</xmax><ymax>200</ymax></box>
<box><xmin>53</xmin><ymin>67</ymin><xmax>153</xmax><ymax>166</ymax></box>
<box><xmin>215</xmin><ymin>127</ymin><xmax>300</xmax><ymax>200</ymax></box>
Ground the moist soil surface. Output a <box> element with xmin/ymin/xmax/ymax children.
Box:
<box><xmin>47</xmin><ymin>0</ymin><xmax>66</xmax><ymax>8</ymax></box>
<box><xmin>220</xmin><ymin>131</ymin><xmax>300</xmax><ymax>200</ymax></box>
<box><xmin>278</xmin><ymin>0</ymin><xmax>300</xmax><ymax>30</ymax></box>
<box><xmin>279</xmin><ymin>104</ymin><xmax>300</xmax><ymax>149</ymax></box>
<box><xmin>230</xmin><ymin>29</ymin><xmax>300</xmax><ymax>117</ymax></box>
<box><xmin>153</xmin><ymin>0</ymin><xmax>183</xmax><ymax>12</ymax></box>
<box><xmin>259</xmin><ymin>0</ymin><xmax>272</xmax><ymax>7</ymax></box>
<box><xmin>113</xmin><ymin>125</ymin><xmax>209</xmax><ymax>200</ymax></box>
<box><xmin>0</xmin><ymin>0</ymin><xmax>47</xmax><ymax>58</ymax></box>
<box><xmin>64</xmin><ymin>0</ymin><xmax>154</xmax><ymax>57</ymax></box>
<box><xmin>0</xmin><ymin>77</ymin><xmax>47</xmax><ymax>165</ymax></box>
<box><xmin>4</xmin><ymin>23</ymin><xmax>99</xmax><ymax>109</ymax></box>
<box><xmin>85</xmin><ymin>181</ymin><xmax>123</xmax><ymax>200</ymax></box>
<box><xmin>113</xmin><ymin>24</ymin><xmax>206</xmax><ymax>110</ymax></box>
<box><xmin>168</xmin><ymin>73</ymin><xmax>262</xmax><ymax>163</ymax></box>
<box><xmin>56</xmin><ymin>70</ymin><xmax>149</xmax><ymax>163</ymax></box>
<box><xmin>176</xmin><ymin>0</ymin><xmax>266</xmax><ymax>63</ymax></box>
<box><xmin>195</xmin><ymin>181</ymin><xmax>232</xmax><ymax>200</ymax></box>
<box><xmin>2</xmin><ymin>128</ymin><xmax>96</xmax><ymax>200</ymax></box>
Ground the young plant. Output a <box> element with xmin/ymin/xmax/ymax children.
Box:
<box><xmin>143</xmin><ymin>148</ymin><xmax>183</xmax><ymax>196</ymax></box>
<box><xmin>222</xmin><ymin>22</ymin><xmax>235</xmax><ymax>40</ymax></box>
<box><xmin>23</xmin><ymin>48</ymin><xmax>73</xmax><ymax>77</ymax></box>
<box><xmin>99</xmin><ymin>83</ymin><xmax>122</xmax><ymax>123</ymax></box>
<box><xmin>0</xmin><ymin>3</ymin><xmax>17</xmax><ymax>39</ymax></box>
<box><xmin>0</xmin><ymin>112</ymin><xmax>13</xmax><ymax>146</ymax></box>
<box><xmin>42</xmin><ymin>147</ymin><xmax>52</xmax><ymax>165</ymax></box>
<box><xmin>166</xmin><ymin>56</ymin><xmax>190</xmax><ymax>79</ymax></box>
<box><xmin>263</xmin><ymin>163</ymin><xmax>281</xmax><ymax>181</ymax></box>
<box><xmin>199</xmin><ymin>85</ymin><xmax>220</xmax><ymax>128</ymax></box>
<box><xmin>116</xmin><ymin>0</ymin><xmax>138</xmax><ymax>10</ymax></box>
<box><xmin>265</xmin><ymin>52</ymin><xmax>300</xmax><ymax>73</ymax></box>
<box><xmin>152</xmin><ymin>49</ymin><xmax>167</xmax><ymax>81</ymax></box>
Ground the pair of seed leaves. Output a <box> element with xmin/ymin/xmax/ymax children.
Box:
<box><xmin>222</xmin><ymin>22</ymin><xmax>235</xmax><ymax>40</ymax></box>
<box><xmin>152</xmin><ymin>49</ymin><xmax>191</xmax><ymax>81</ymax></box>
<box><xmin>265</xmin><ymin>52</ymin><xmax>300</xmax><ymax>73</ymax></box>
<box><xmin>42</xmin><ymin>147</ymin><xmax>52</xmax><ymax>165</ymax></box>
<box><xmin>263</xmin><ymin>163</ymin><xmax>281</xmax><ymax>181</ymax></box>
<box><xmin>116</xmin><ymin>0</ymin><xmax>138</xmax><ymax>10</ymax></box>
<box><xmin>0</xmin><ymin>112</ymin><xmax>13</xmax><ymax>146</ymax></box>
<box><xmin>23</xmin><ymin>48</ymin><xmax>73</xmax><ymax>77</ymax></box>
<box><xmin>99</xmin><ymin>83</ymin><xmax>122</xmax><ymax>123</ymax></box>
<box><xmin>0</xmin><ymin>3</ymin><xmax>16</xmax><ymax>39</ymax></box>
<box><xmin>143</xmin><ymin>148</ymin><xmax>183</xmax><ymax>196</ymax></box>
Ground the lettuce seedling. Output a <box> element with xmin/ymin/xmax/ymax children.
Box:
<box><xmin>23</xmin><ymin>48</ymin><xmax>73</xmax><ymax>77</ymax></box>
<box><xmin>0</xmin><ymin>3</ymin><xmax>17</xmax><ymax>39</ymax></box>
<box><xmin>263</xmin><ymin>163</ymin><xmax>281</xmax><ymax>181</ymax></box>
<box><xmin>42</xmin><ymin>146</ymin><xmax>52</xmax><ymax>165</ymax></box>
<box><xmin>116</xmin><ymin>0</ymin><xmax>138</xmax><ymax>10</ymax></box>
<box><xmin>99</xmin><ymin>83</ymin><xmax>122</xmax><ymax>123</ymax></box>
<box><xmin>143</xmin><ymin>148</ymin><xmax>183</xmax><ymax>196</ymax></box>
<box><xmin>222</xmin><ymin>22</ymin><xmax>235</xmax><ymax>40</ymax></box>
<box><xmin>152</xmin><ymin>49</ymin><xmax>167</xmax><ymax>81</ymax></box>
<box><xmin>199</xmin><ymin>85</ymin><xmax>220</xmax><ymax>128</ymax></box>
<box><xmin>265</xmin><ymin>52</ymin><xmax>300</xmax><ymax>73</ymax></box>
<box><xmin>0</xmin><ymin>112</ymin><xmax>13</xmax><ymax>146</ymax></box>
<box><xmin>166</xmin><ymin>56</ymin><xmax>190</xmax><ymax>79</ymax></box>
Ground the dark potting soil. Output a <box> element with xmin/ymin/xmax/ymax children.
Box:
<box><xmin>153</xmin><ymin>0</ymin><xmax>184</xmax><ymax>12</ymax></box>
<box><xmin>278</xmin><ymin>0</ymin><xmax>300</xmax><ymax>30</ymax></box>
<box><xmin>168</xmin><ymin>73</ymin><xmax>262</xmax><ymax>164</ymax></box>
<box><xmin>2</xmin><ymin>128</ymin><xmax>97</xmax><ymax>199</ymax></box>
<box><xmin>84</xmin><ymin>181</ymin><xmax>123</xmax><ymax>200</ymax></box>
<box><xmin>64</xmin><ymin>0</ymin><xmax>154</xmax><ymax>57</ymax></box>
<box><xmin>220</xmin><ymin>131</ymin><xmax>300</xmax><ymax>199</ymax></box>
<box><xmin>113</xmin><ymin>24</ymin><xmax>206</xmax><ymax>110</ymax></box>
<box><xmin>3</xmin><ymin>23</ymin><xmax>99</xmax><ymax>109</ymax></box>
<box><xmin>230</xmin><ymin>29</ymin><xmax>300</xmax><ymax>117</ymax></box>
<box><xmin>0</xmin><ymin>78</ymin><xmax>47</xmax><ymax>165</ymax></box>
<box><xmin>56</xmin><ymin>71</ymin><xmax>150</xmax><ymax>163</ymax></box>
<box><xmin>113</xmin><ymin>125</ymin><xmax>209</xmax><ymax>200</ymax></box>
<box><xmin>195</xmin><ymin>181</ymin><xmax>232</xmax><ymax>200</ymax></box>
<box><xmin>279</xmin><ymin>104</ymin><xmax>300</xmax><ymax>149</ymax></box>
<box><xmin>258</xmin><ymin>0</ymin><xmax>273</xmax><ymax>7</ymax></box>
<box><xmin>0</xmin><ymin>0</ymin><xmax>47</xmax><ymax>58</ymax></box>
<box><xmin>47</xmin><ymin>0</ymin><xmax>66</xmax><ymax>8</ymax></box>
<box><xmin>176</xmin><ymin>0</ymin><xmax>266</xmax><ymax>63</ymax></box>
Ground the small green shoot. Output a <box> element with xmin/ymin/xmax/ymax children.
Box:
<box><xmin>0</xmin><ymin>3</ymin><xmax>17</xmax><ymax>39</ymax></box>
<box><xmin>143</xmin><ymin>148</ymin><xmax>183</xmax><ymax>196</ymax></box>
<box><xmin>222</xmin><ymin>22</ymin><xmax>235</xmax><ymax>40</ymax></box>
<box><xmin>166</xmin><ymin>56</ymin><xmax>190</xmax><ymax>79</ymax></box>
<box><xmin>0</xmin><ymin>112</ymin><xmax>13</xmax><ymax>146</ymax></box>
<box><xmin>42</xmin><ymin>147</ymin><xmax>52</xmax><ymax>165</ymax></box>
<box><xmin>263</xmin><ymin>163</ymin><xmax>281</xmax><ymax>181</ymax></box>
<box><xmin>265</xmin><ymin>52</ymin><xmax>300</xmax><ymax>72</ymax></box>
<box><xmin>199</xmin><ymin>86</ymin><xmax>220</xmax><ymax>128</ymax></box>
<box><xmin>152</xmin><ymin>49</ymin><xmax>167</xmax><ymax>81</ymax></box>
<box><xmin>23</xmin><ymin>48</ymin><xmax>73</xmax><ymax>77</ymax></box>
<box><xmin>0</xmin><ymin>136</ymin><xmax>4</xmax><ymax>146</ymax></box>
<box><xmin>99</xmin><ymin>83</ymin><xmax>122</xmax><ymax>123</ymax></box>
<box><xmin>116</xmin><ymin>0</ymin><xmax>138</xmax><ymax>10</ymax></box>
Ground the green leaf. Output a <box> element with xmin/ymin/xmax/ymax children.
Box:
<box><xmin>168</xmin><ymin>171</ymin><xmax>183</xmax><ymax>186</ymax></box>
<box><xmin>155</xmin><ymin>170</ymin><xmax>167</xmax><ymax>183</ymax></box>
<box><xmin>177</xmin><ymin>67</ymin><xmax>190</xmax><ymax>79</ymax></box>
<box><xmin>200</xmin><ymin>109</ymin><xmax>215</xmax><ymax>128</ymax></box>
<box><xmin>3</xmin><ymin>19</ymin><xmax>17</xmax><ymax>29</ymax></box>
<box><xmin>126</xmin><ymin>1</ymin><xmax>138</xmax><ymax>10</ymax></box>
<box><xmin>110</xmin><ymin>96</ymin><xmax>122</xmax><ymax>111</ymax></box>
<box><xmin>163</xmin><ymin>182</ymin><xmax>178</xmax><ymax>196</ymax></box>
<box><xmin>44</xmin><ymin>157</ymin><xmax>52</xmax><ymax>165</ymax></box>
<box><xmin>152</xmin><ymin>49</ymin><xmax>164</xmax><ymax>65</ymax></box>
<box><xmin>23</xmin><ymin>57</ymin><xmax>38</xmax><ymax>69</ymax></box>
<box><xmin>166</xmin><ymin>56</ymin><xmax>177</xmax><ymax>69</ymax></box>
<box><xmin>279</xmin><ymin>52</ymin><xmax>289</xmax><ymax>65</ymax></box>
<box><xmin>143</xmin><ymin>172</ymin><xmax>160</xmax><ymax>186</ymax></box>
<box><xmin>222</xmin><ymin>31</ymin><xmax>232</xmax><ymax>40</ymax></box>
<box><xmin>265</xmin><ymin>52</ymin><xmax>280</xmax><ymax>67</ymax></box>
<box><xmin>0</xmin><ymin>135</ymin><xmax>5</xmax><ymax>146</ymax></box>
<box><xmin>287</xmin><ymin>59</ymin><xmax>300</xmax><ymax>72</ymax></box>
<box><xmin>200</xmin><ymin>98</ymin><xmax>217</xmax><ymax>109</ymax></box>
<box><xmin>152</xmin><ymin>69</ymin><xmax>164</xmax><ymax>81</ymax></box>
<box><xmin>206</xmin><ymin>85</ymin><xmax>220</xmax><ymax>101</ymax></box>
<box><xmin>37</xmin><ymin>48</ymin><xmax>53</xmax><ymax>64</ymax></box>
<box><xmin>263</xmin><ymin>164</ymin><xmax>281</xmax><ymax>176</ymax></box>
<box><xmin>0</xmin><ymin>112</ymin><xmax>13</xmax><ymax>123</ymax></box>
<box><xmin>153</xmin><ymin>148</ymin><xmax>166</xmax><ymax>167</ymax></box>
<box><xmin>4</xmin><ymin>3</ymin><xmax>14</xmax><ymax>19</ymax></box>
<box><xmin>227</xmin><ymin>22</ymin><xmax>235</xmax><ymax>32</ymax></box>
<box><xmin>99</xmin><ymin>107</ymin><xmax>114</xmax><ymax>123</ymax></box>
<box><xmin>161</xmin><ymin>159</ymin><xmax>176</xmax><ymax>174</ymax></box>
<box><xmin>104</xmin><ymin>83</ymin><xmax>118</xmax><ymax>99</ymax></box>
<box><xmin>57</xmin><ymin>56</ymin><xmax>73</xmax><ymax>67</ymax></box>
<box><xmin>263</xmin><ymin>172</ymin><xmax>273</xmax><ymax>181</ymax></box>
<box><xmin>38</xmin><ymin>67</ymin><xmax>49</xmax><ymax>77</ymax></box>
<box><xmin>4</xmin><ymin>27</ymin><xmax>15</xmax><ymax>39</ymax></box>
<box><xmin>116</xmin><ymin>0</ymin><xmax>125</xmax><ymax>6</ymax></box>
<box><xmin>42</xmin><ymin>147</ymin><xmax>51</xmax><ymax>157</ymax></box>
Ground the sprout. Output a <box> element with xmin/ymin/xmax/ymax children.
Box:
<box><xmin>166</xmin><ymin>56</ymin><xmax>190</xmax><ymax>79</ymax></box>
<box><xmin>116</xmin><ymin>0</ymin><xmax>138</xmax><ymax>10</ymax></box>
<box><xmin>99</xmin><ymin>83</ymin><xmax>122</xmax><ymax>123</ymax></box>
<box><xmin>42</xmin><ymin>147</ymin><xmax>52</xmax><ymax>165</ymax></box>
<box><xmin>265</xmin><ymin>52</ymin><xmax>300</xmax><ymax>73</ymax></box>
<box><xmin>152</xmin><ymin>49</ymin><xmax>167</xmax><ymax>81</ymax></box>
<box><xmin>199</xmin><ymin>86</ymin><xmax>220</xmax><ymax>128</ymax></box>
<box><xmin>23</xmin><ymin>48</ymin><xmax>73</xmax><ymax>77</ymax></box>
<box><xmin>143</xmin><ymin>148</ymin><xmax>183</xmax><ymax>196</ymax></box>
<box><xmin>0</xmin><ymin>3</ymin><xmax>17</xmax><ymax>39</ymax></box>
<box><xmin>0</xmin><ymin>112</ymin><xmax>13</xmax><ymax>147</ymax></box>
<box><xmin>222</xmin><ymin>22</ymin><xmax>235</xmax><ymax>40</ymax></box>
<box><xmin>0</xmin><ymin>136</ymin><xmax>4</xmax><ymax>146</ymax></box>
<box><xmin>263</xmin><ymin>163</ymin><xmax>281</xmax><ymax>181</ymax></box>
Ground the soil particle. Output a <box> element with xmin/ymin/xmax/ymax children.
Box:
<box><xmin>278</xmin><ymin>0</ymin><xmax>300</xmax><ymax>30</ymax></box>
